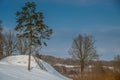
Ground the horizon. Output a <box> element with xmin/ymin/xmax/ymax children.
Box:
<box><xmin>0</xmin><ymin>0</ymin><xmax>120</xmax><ymax>61</ymax></box>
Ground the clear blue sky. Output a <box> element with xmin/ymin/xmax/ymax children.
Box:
<box><xmin>0</xmin><ymin>0</ymin><xmax>120</xmax><ymax>60</ymax></box>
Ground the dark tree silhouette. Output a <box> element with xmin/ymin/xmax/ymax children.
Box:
<box><xmin>15</xmin><ymin>2</ymin><xmax>52</xmax><ymax>71</ymax></box>
<box><xmin>3</xmin><ymin>30</ymin><xmax>17</xmax><ymax>56</ymax></box>
<box><xmin>16</xmin><ymin>38</ymin><xmax>29</xmax><ymax>55</ymax></box>
<box><xmin>69</xmin><ymin>34</ymin><xmax>98</xmax><ymax>74</ymax></box>
<box><xmin>0</xmin><ymin>20</ymin><xmax>2</xmax><ymax>32</ymax></box>
<box><xmin>114</xmin><ymin>55</ymin><xmax>120</xmax><ymax>73</ymax></box>
<box><xmin>0</xmin><ymin>20</ymin><xmax>3</xmax><ymax>56</ymax></box>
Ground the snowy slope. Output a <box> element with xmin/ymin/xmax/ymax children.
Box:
<box><xmin>0</xmin><ymin>55</ymin><xmax>71</xmax><ymax>80</ymax></box>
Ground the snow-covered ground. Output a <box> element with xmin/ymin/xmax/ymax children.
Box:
<box><xmin>0</xmin><ymin>55</ymin><xmax>71</xmax><ymax>80</ymax></box>
<box><xmin>54</xmin><ymin>63</ymin><xmax>76</xmax><ymax>68</ymax></box>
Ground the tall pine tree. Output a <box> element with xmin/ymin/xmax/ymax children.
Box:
<box><xmin>15</xmin><ymin>2</ymin><xmax>52</xmax><ymax>71</ymax></box>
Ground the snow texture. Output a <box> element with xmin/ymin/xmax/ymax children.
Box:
<box><xmin>0</xmin><ymin>55</ymin><xmax>71</xmax><ymax>80</ymax></box>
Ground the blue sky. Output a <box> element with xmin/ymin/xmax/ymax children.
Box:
<box><xmin>0</xmin><ymin>0</ymin><xmax>120</xmax><ymax>60</ymax></box>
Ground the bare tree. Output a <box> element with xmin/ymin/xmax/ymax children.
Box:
<box><xmin>3</xmin><ymin>30</ymin><xmax>17</xmax><ymax>56</ymax></box>
<box><xmin>0</xmin><ymin>20</ymin><xmax>4</xmax><ymax>57</ymax></box>
<box><xmin>16</xmin><ymin>38</ymin><xmax>41</xmax><ymax>55</ymax></box>
<box><xmin>69</xmin><ymin>34</ymin><xmax>98</xmax><ymax>74</ymax></box>
<box><xmin>113</xmin><ymin>55</ymin><xmax>120</xmax><ymax>73</ymax></box>
<box><xmin>16</xmin><ymin>38</ymin><xmax>29</xmax><ymax>55</ymax></box>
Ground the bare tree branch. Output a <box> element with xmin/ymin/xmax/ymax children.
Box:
<box><xmin>69</xmin><ymin>34</ymin><xmax>99</xmax><ymax>74</ymax></box>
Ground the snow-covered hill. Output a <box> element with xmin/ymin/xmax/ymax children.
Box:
<box><xmin>0</xmin><ymin>55</ymin><xmax>71</xmax><ymax>80</ymax></box>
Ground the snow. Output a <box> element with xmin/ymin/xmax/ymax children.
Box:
<box><xmin>55</xmin><ymin>63</ymin><xmax>76</xmax><ymax>68</ymax></box>
<box><xmin>0</xmin><ymin>55</ymin><xmax>71</xmax><ymax>80</ymax></box>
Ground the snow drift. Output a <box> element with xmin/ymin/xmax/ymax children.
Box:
<box><xmin>0</xmin><ymin>55</ymin><xmax>71</xmax><ymax>80</ymax></box>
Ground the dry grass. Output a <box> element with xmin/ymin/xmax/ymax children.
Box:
<box><xmin>73</xmin><ymin>70</ymin><xmax>120</xmax><ymax>80</ymax></box>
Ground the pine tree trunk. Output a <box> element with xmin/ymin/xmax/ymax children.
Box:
<box><xmin>28</xmin><ymin>52</ymin><xmax>31</xmax><ymax>70</ymax></box>
<box><xmin>28</xmin><ymin>36</ymin><xmax>31</xmax><ymax>71</ymax></box>
<box><xmin>28</xmin><ymin>27</ymin><xmax>32</xmax><ymax>71</ymax></box>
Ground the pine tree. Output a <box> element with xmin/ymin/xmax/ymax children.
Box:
<box><xmin>15</xmin><ymin>2</ymin><xmax>52</xmax><ymax>71</ymax></box>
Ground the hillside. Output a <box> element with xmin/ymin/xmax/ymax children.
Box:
<box><xmin>0</xmin><ymin>55</ymin><xmax>71</xmax><ymax>80</ymax></box>
<box><xmin>41</xmin><ymin>54</ymin><xmax>79</xmax><ymax>65</ymax></box>
<box><xmin>40</xmin><ymin>54</ymin><xmax>114</xmax><ymax>78</ymax></box>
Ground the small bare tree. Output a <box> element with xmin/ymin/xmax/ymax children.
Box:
<box><xmin>113</xmin><ymin>55</ymin><xmax>120</xmax><ymax>73</ymax></box>
<box><xmin>16</xmin><ymin>37</ymin><xmax>41</xmax><ymax>55</ymax></box>
<box><xmin>0</xmin><ymin>20</ymin><xmax>4</xmax><ymax>57</ymax></box>
<box><xmin>69</xmin><ymin>34</ymin><xmax>98</xmax><ymax>74</ymax></box>
<box><xmin>16</xmin><ymin>38</ymin><xmax>29</xmax><ymax>55</ymax></box>
<box><xmin>3</xmin><ymin>30</ymin><xmax>17</xmax><ymax>56</ymax></box>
